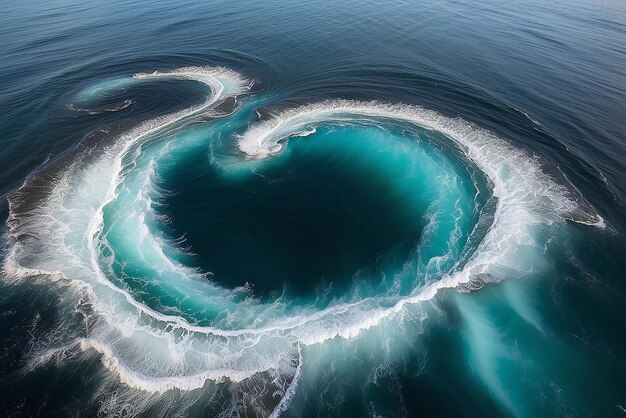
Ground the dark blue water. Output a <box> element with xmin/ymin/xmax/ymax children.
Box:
<box><xmin>1</xmin><ymin>0</ymin><xmax>625</xmax><ymax>417</ymax></box>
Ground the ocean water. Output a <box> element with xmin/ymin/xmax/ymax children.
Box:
<box><xmin>1</xmin><ymin>0</ymin><xmax>625</xmax><ymax>416</ymax></box>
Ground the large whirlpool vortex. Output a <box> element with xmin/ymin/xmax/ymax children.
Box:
<box><xmin>3</xmin><ymin>67</ymin><xmax>605</xmax><ymax>416</ymax></box>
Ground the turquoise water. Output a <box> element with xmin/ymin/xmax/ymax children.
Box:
<box><xmin>1</xmin><ymin>1</ymin><xmax>625</xmax><ymax>417</ymax></box>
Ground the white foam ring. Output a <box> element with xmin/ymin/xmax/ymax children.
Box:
<box><xmin>3</xmin><ymin>69</ymin><xmax>605</xmax><ymax>416</ymax></box>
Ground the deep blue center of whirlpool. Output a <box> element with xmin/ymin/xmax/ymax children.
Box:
<box><xmin>162</xmin><ymin>125</ymin><xmax>439</xmax><ymax>297</ymax></box>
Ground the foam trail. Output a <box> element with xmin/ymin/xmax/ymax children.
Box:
<box><xmin>269</xmin><ymin>344</ymin><xmax>303</xmax><ymax>418</ymax></box>
<box><xmin>238</xmin><ymin>100</ymin><xmax>604</xmax><ymax>228</ymax></box>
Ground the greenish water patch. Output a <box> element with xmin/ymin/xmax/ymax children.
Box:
<box><xmin>162</xmin><ymin>125</ymin><xmax>474</xmax><ymax>298</ymax></box>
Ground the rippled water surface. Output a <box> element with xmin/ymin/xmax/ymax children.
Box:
<box><xmin>1</xmin><ymin>0</ymin><xmax>625</xmax><ymax>417</ymax></box>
